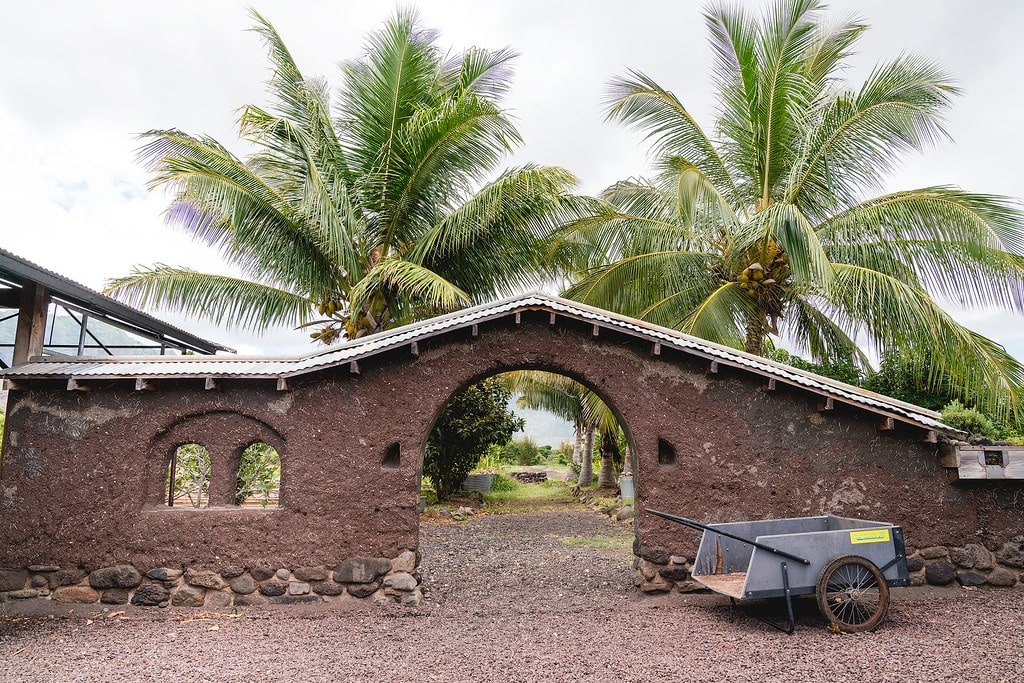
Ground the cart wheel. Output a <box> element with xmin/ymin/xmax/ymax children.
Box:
<box><xmin>816</xmin><ymin>555</ymin><xmax>889</xmax><ymax>633</ymax></box>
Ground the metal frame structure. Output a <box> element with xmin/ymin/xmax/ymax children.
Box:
<box><xmin>0</xmin><ymin>247</ymin><xmax>232</xmax><ymax>368</ymax></box>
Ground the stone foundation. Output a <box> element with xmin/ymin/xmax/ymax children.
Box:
<box><xmin>635</xmin><ymin>535</ymin><xmax>1024</xmax><ymax>593</ymax></box>
<box><xmin>0</xmin><ymin>550</ymin><xmax>422</xmax><ymax>608</ymax></box>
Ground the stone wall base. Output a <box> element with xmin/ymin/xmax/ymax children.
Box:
<box><xmin>0</xmin><ymin>551</ymin><xmax>422</xmax><ymax>609</ymax></box>
<box><xmin>635</xmin><ymin>537</ymin><xmax>1024</xmax><ymax>594</ymax></box>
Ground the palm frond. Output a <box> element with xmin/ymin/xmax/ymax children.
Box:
<box><xmin>104</xmin><ymin>265</ymin><xmax>312</xmax><ymax>331</ymax></box>
<box><xmin>787</xmin><ymin>54</ymin><xmax>958</xmax><ymax>214</ymax></box>
<box><xmin>563</xmin><ymin>250</ymin><xmax>722</xmax><ymax>323</ymax></box>
<box><xmin>501</xmin><ymin>371</ymin><xmax>590</xmax><ymax>424</ymax></box>
<box><xmin>731</xmin><ymin>201</ymin><xmax>833</xmax><ymax>288</ymax></box>
<box><xmin>819</xmin><ymin>188</ymin><xmax>1024</xmax><ymax>312</ymax></box>
<box><xmin>605</xmin><ymin>70</ymin><xmax>739</xmax><ymax>206</ymax></box>
<box><xmin>679</xmin><ymin>282</ymin><xmax>753</xmax><ymax>348</ymax></box>
<box><xmin>453</xmin><ymin>45</ymin><xmax>518</xmax><ymax>99</ymax></box>
<box><xmin>386</xmin><ymin>93</ymin><xmax>520</xmax><ymax>246</ymax></box>
<box><xmin>828</xmin><ymin>263</ymin><xmax>1024</xmax><ymax>417</ymax></box>
<box><xmin>779</xmin><ymin>295</ymin><xmax>869</xmax><ymax>366</ymax></box>
<box><xmin>136</xmin><ymin>129</ymin><xmax>344</xmax><ymax>298</ymax></box>
<box><xmin>348</xmin><ymin>257</ymin><xmax>470</xmax><ymax>324</ymax></box>
<box><xmin>411</xmin><ymin>165</ymin><xmax>580</xmax><ymax>299</ymax></box>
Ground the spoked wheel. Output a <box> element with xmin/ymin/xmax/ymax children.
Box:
<box><xmin>816</xmin><ymin>556</ymin><xmax>890</xmax><ymax>633</ymax></box>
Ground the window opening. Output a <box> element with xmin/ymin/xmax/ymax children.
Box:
<box><xmin>235</xmin><ymin>442</ymin><xmax>281</xmax><ymax>507</ymax></box>
<box><xmin>382</xmin><ymin>442</ymin><xmax>401</xmax><ymax>470</ymax></box>
<box><xmin>167</xmin><ymin>443</ymin><xmax>211</xmax><ymax>508</ymax></box>
<box><xmin>658</xmin><ymin>438</ymin><xmax>677</xmax><ymax>466</ymax></box>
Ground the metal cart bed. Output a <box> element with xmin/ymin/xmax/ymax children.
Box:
<box><xmin>648</xmin><ymin>509</ymin><xmax>910</xmax><ymax>633</ymax></box>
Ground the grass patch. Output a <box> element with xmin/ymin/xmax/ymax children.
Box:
<box><xmin>482</xmin><ymin>479</ymin><xmax>583</xmax><ymax>513</ymax></box>
<box><xmin>560</xmin><ymin>534</ymin><xmax>634</xmax><ymax>553</ymax></box>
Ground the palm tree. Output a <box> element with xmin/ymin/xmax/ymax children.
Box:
<box><xmin>559</xmin><ymin>0</ymin><xmax>1024</xmax><ymax>419</ymax></box>
<box><xmin>502</xmin><ymin>371</ymin><xmax>621</xmax><ymax>489</ymax></box>
<box><xmin>106</xmin><ymin>9</ymin><xmax>581</xmax><ymax>341</ymax></box>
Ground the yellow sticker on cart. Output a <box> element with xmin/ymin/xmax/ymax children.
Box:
<box><xmin>850</xmin><ymin>528</ymin><xmax>891</xmax><ymax>544</ymax></box>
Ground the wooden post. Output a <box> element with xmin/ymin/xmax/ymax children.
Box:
<box><xmin>12</xmin><ymin>282</ymin><xmax>50</xmax><ymax>365</ymax></box>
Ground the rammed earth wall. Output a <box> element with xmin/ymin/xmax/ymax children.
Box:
<box><xmin>2</xmin><ymin>309</ymin><xmax>1023</xmax><ymax>607</ymax></box>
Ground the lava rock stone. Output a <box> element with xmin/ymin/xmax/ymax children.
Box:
<box><xmin>100</xmin><ymin>588</ymin><xmax>130</xmax><ymax>605</ymax></box>
<box><xmin>258</xmin><ymin>580</ymin><xmax>288</xmax><ymax>597</ymax></box>
<box><xmin>346</xmin><ymin>581</ymin><xmax>381</xmax><ymax>598</ymax></box>
<box><xmin>312</xmin><ymin>582</ymin><xmax>344</xmax><ymax>596</ymax></box>
<box><xmin>956</xmin><ymin>571</ymin><xmax>987</xmax><ymax>587</ymax></box>
<box><xmin>925</xmin><ymin>561</ymin><xmax>957</xmax><ymax>586</ymax></box>
<box><xmin>89</xmin><ymin>566</ymin><xmax>142</xmax><ymax>590</ymax></box>
<box><xmin>334</xmin><ymin>558</ymin><xmax>392</xmax><ymax>584</ymax></box>
<box><xmin>250</xmin><ymin>567</ymin><xmax>276</xmax><ymax>582</ymax></box>
<box><xmin>131</xmin><ymin>584</ymin><xmax>170</xmax><ymax>606</ymax></box>
<box><xmin>229</xmin><ymin>575</ymin><xmax>257</xmax><ymax>595</ymax></box>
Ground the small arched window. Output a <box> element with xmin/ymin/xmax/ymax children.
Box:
<box><xmin>235</xmin><ymin>442</ymin><xmax>281</xmax><ymax>508</ymax></box>
<box><xmin>167</xmin><ymin>443</ymin><xmax>211</xmax><ymax>508</ymax></box>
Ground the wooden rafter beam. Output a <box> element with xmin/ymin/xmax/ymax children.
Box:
<box><xmin>134</xmin><ymin>378</ymin><xmax>156</xmax><ymax>392</ymax></box>
<box><xmin>66</xmin><ymin>378</ymin><xmax>89</xmax><ymax>392</ymax></box>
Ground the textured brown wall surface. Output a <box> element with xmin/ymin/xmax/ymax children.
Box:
<box><xmin>1</xmin><ymin>311</ymin><xmax>1021</xmax><ymax>572</ymax></box>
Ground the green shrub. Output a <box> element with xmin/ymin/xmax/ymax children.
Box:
<box><xmin>553</xmin><ymin>442</ymin><xmax>574</xmax><ymax>466</ymax></box>
<box><xmin>489</xmin><ymin>474</ymin><xmax>519</xmax><ymax>492</ymax></box>
<box><xmin>941</xmin><ymin>400</ymin><xmax>1000</xmax><ymax>441</ymax></box>
<box><xmin>499</xmin><ymin>436</ymin><xmax>543</xmax><ymax>466</ymax></box>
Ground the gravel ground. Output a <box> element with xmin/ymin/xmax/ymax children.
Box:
<box><xmin>2</xmin><ymin>508</ymin><xmax>1023</xmax><ymax>682</ymax></box>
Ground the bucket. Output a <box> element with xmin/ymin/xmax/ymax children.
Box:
<box><xmin>618</xmin><ymin>474</ymin><xmax>634</xmax><ymax>501</ymax></box>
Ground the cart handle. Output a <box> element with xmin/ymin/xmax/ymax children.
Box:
<box><xmin>646</xmin><ymin>509</ymin><xmax>812</xmax><ymax>566</ymax></box>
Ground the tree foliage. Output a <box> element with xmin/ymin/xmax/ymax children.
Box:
<box><xmin>425</xmin><ymin>378</ymin><xmax>524</xmax><ymax>500</ymax></box>
<box><xmin>168</xmin><ymin>443</ymin><xmax>210</xmax><ymax>508</ymax></box>
<box><xmin>558</xmin><ymin>0</ymin><xmax>1024</xmax><ymax>420</ymax></box>
<box><xmin>235</xmin><ymin>442</ymin><xmax>281</xmax><ymax>507</ymax></box>
<box><xmin>768</xmin><ymin>347</ymin><xmax>863</xmax><ymax>388</ymax></box>
<box><xmin>861</xmin><ymin>349</ymin><xmax>954</xmax><ymax>411</ymax></box>
<box><xmin>941</xmin><ymin>400</ymin><xmax>999</xmax><ymax>441</ymax></box>
<box><xmin>106</xmin><ymin>9</ymin><xmax>584</xmax><ymax>342</ymax></box>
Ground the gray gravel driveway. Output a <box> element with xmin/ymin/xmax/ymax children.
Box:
<box><xmin>2</xmin><ymin>509</ymin><xmax>1022</xmax><ymax>682</ymax></box>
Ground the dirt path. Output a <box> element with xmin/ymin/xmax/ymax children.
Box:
<box><xmin>1</xmin><ymin>508</ymin><xmax>1023</xmax><ymax>682</ymax></box>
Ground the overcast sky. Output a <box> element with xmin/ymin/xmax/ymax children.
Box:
<box><xmin>2</xmin><ymin>0</ymin><xmax>1022</xmax><ymax>362</ymax></box>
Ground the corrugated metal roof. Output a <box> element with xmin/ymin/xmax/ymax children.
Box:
<box><xmin>1</xmin><ymin>293</ymin><xmax>953</xmax><ymax>433</ymax></box>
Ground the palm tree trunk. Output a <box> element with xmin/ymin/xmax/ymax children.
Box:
<box><xmin>572</xmin><ymin>423</ymin><xmax>582</xmax><ymax>464</ymax></box>
<box><xmin>597</xmin><ymin>429</ymin><xmax>619</xmax><ymax>489</ymax></box>
<box><xmin>744</xmin><ymin>315</ymin><xmax>767</xmax><ymax>356</ymax></box>
<box><xmin>577</xmin><ymin>423</ymin><xmax>595</xmax><ymax>488</ymax></box>
<box><xmin>567</xmin><ymin>422</ymin><xmax>583</xmax><ymax>481</ymax></box>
